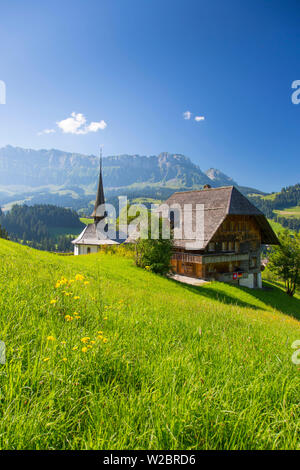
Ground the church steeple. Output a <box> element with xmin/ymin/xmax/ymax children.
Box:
<box><xmin>91</xmin><ymin>147</ymin><xmax>106</xmax><ymax>222</ymax></box>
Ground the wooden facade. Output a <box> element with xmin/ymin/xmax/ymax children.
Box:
<box><xmin>158</xmin><ymin>186</ymin><xmax>279</xmax><ymax>288</ymax></box>
<box><xmin>170</xmin><ymin>214</ymin><xmax>263</xmax><ymax>287</ymax></box>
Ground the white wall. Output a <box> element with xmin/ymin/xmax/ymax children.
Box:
<box><xmin>257</xmin><ymin>272</ymin><xmax>262</xmax><ymax>288</ymax></box>
<box><xmin>239</xmin><ymin>274</ymin><xmax>254</xmax><ymax>288</ymax></box>
<box><xmin>239</xmin><ymin>273</ymin><xmax>262</xmax><ymax>289</ymax></box>
<box><xmin>74</xmin><ymin>245</ymin><xmax>99</xmax><ymax>256</ymax></box>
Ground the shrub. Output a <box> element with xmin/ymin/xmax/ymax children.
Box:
<box><xmin>268</xmin><ymin>230</ymin><xmax>300</xmax><ymax>296</ymax></box>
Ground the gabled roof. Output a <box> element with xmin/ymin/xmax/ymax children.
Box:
<box><xmin>158</xmin><ymin>186</ymin><xmax>279</xmax><ymax>249</ymax></box>
<box><xmin>72</xmin><ymin>223</ymin><xmax>127</xmax><ymax>246</ymax></box>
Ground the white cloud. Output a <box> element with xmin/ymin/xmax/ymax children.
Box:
<box><xmin>57</xmin><ymin>112</ymin><xmax>86</xmax><ymax>134</ymax></box>
<box><xmin>85</xmin><ymin>120</ymin><xmax>107</xmax><ymax>132</ymax></box>
<box><xmin>183</xmin><ymin>111</ymin><xmax>192</xmax><ymax>120</ymax></box>
<box><xmin>37</xmin><ymin>128</ymin><xmax>56</xmax><ymax>136</ymax></box>
<box><xmin>195</xmin><ymin>116</ymin><xmax>205</xmax><ymax>122</ymax></box>
<box><xmin>39</xmin><ymin>112</ymin><xmax>107</xmax><ymax>136</ymax></box>
<box><xmin>56</xmin><ymin>112</ymin><xmax>107</xmax><ymax>135</ymax></box>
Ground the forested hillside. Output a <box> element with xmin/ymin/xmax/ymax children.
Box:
<box><xmin>248</xmin><ymin>184</ymin><xmax>300</xmax><ymax>232</ymax></box>
<box><xmin>0</xmin><ymin>205</ymin><xmax>84</xmax><ymax>251</ymax></box>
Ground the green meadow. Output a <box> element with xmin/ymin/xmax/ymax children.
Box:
<box><xmin>79</xmin><ymin>217</ymin><xmax>94</xmax><ymax>226</ymax></box>
<box><xmin>274</xmin><ymin>206</ymin><xmax>300</xmax><ymax>219</ymax></box>
<box><xmin>0</xmin><ymin>238</ymin><xmax>300</xmax><ymax>450</ymax></box>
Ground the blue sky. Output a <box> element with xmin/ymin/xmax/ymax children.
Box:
<box><xmin>0</xmin><ymin>0</ymin><xmax>299</xmax><ymax>191</ymax></box>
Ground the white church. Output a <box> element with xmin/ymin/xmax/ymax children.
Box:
<box><xmin>72</xmin><ymin>153</ymin><xmax>125</xmax><ymax>255</ymax></box>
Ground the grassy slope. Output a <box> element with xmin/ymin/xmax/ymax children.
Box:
<box><xmin>80</xmin><ymin>217</ymin><xmax>93</xmax><ymax>225</ymax></box>
<box><xmin>267</xmin><ymin>218</ymin><xmax>295</xmax><ymax>234</ymax></box>
<box><xmin>274</xmin><ymin>206</ymin><xmax>300</xmax><ymax>219</ymax></box>
<box><xmin>0</xmin><ymin>239</ymin><xmax>300</xmax><ymax>450</ymax></box>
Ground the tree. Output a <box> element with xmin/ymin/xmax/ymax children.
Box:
<box><xmin>0</xmin><ymin>224</ymin><xmax>8</xmax><ymax>240</ymax></box>
<box><xmin>135</xmin><ymin>214</ymin><xmax>173</xmax><ymax>275</ymax></box>
<box><xmin>268</xmin><ymin>230</ymin><xmax>300</xmax><ymax>296</ymax></box>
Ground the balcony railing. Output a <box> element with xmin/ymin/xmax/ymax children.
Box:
<box><xmin>171</xmin><ymin>253</ymin><xmax>203</xmax><ymax>263</ymax></box>
<box><xmin>172</xmin><ymin>251</ymin><xmax>249</xmax><ymax>264</ymax></box>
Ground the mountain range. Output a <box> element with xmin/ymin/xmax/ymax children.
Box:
<box><xmin>0</xmin><ymin>146</ymin><xmax>265</xmax><ymax>212</ymax></box>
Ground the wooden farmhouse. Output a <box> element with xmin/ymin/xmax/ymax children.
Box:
<box><xmin>158</xmin><ymin>185</ymin><xmax>279</xmax><ymax>288</ymax></box>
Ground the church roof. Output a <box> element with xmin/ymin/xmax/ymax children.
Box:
<box><xmin>72</xmin><ymin>223</ymin><xmax>127</xmax><ymax>246</ymax></box>
<box><xmin>157</xmin><ymin>186</ymin><xmax>279</xmax><ymax>249</ymax></box>
<box><xmin>91</xmin><ymin>152</ymin><xmax>106</xmax><ymax>219</ymax></box>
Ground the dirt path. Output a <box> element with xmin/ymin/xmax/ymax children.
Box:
<box><xmin>168</xmin><ymin>273</ymin><xmax>209</xmax><ymax>286</ymax></box>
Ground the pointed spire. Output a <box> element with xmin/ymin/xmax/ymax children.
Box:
<box><xmin>91</xmin><ymin>147</ymin><xmax>106</xmax><ymax>221</ymax></box>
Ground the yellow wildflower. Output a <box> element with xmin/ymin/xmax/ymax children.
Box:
<box><xmin>72</xmin><ymin>346</ymin><xmax>78</xmax><ymax>351</ymax></box>
<box><xmin>74</xmin><ymin>296</ymin><xmax>80</xmax><ymax>300</ymax></box>
<box><xmin>81</xmin><ymin>337</ymin><xmax>90</xmax><ymax>344</ymax></box>
<box><xmin>50</xmin><ymin>299</ymin><xmax>57</xmax><ymax>305</ymax></box>
<box><xmin>62</xmin><ymin>357</ymin><xmax>68</xmax><ymax>362</ymax></box>
<box><xmin>43</xmin><ymin>357</ymin><xmax>50</xmax><ymax>362</ymax></box>
<box><xmin>65</xmin><ymin>315</ymin><xmax>73</xmax><ymax>322</ymax></box>
<box><xmin>97</xmin><ymin>330</ymin><xmax>103</xmax><ymax>335</ymax></box>
<box><xmin>47</xmin><ymin>336</ymin><xmax>56</xmax><ymax>342</ymax></box>
<box><xmin>75</xmin><ymin>274</ymin><xmax>84</xmax><ymax>281</ymax></box>
<box><xmin>103</xmin><ymin>338</ymin><xmax>108</xmax><ymax>343</ymax></box>
<box><xmin>103</xmin><ymin>317</ymin><xmax>108</xmax><ymax>321</ymax></box>
<box><xmin>84</xmin><ymin>281</ymin><xmax>89</xmax><ymax>285</ymax></box>
<box><xmin>81</xmin><ymin>347</ymin><xmax>88</xmax><ymax>353</ymax></box>
<box><xmin>61</xmin><ymin>341</ymin><xmax>66</xmax><ymax>345</ymax></box>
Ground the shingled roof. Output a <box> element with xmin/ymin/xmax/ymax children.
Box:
<box><xmin>91</xmin><ymin>152</ymin><xmax>106</xmax><ymax>221</ymax></box>
<box><xmin>158</xmin><ymin>186</ymin><xmax>279</xmax><ymax>249</ymax></box>
<box><xmin>72</xmin><ymin>222</ymin><xmax>127</xmax><ymax>246</ymax></box>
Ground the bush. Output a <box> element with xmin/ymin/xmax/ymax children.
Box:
<box><xmin>135</xmin><ymin>214</ymin><xmax>173</xmax><ymax>275</ymax></box>
<box><xmin>268</xmin><ymin>230</ymin><xmax>300</xmax><ymax>296</ymax></box>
